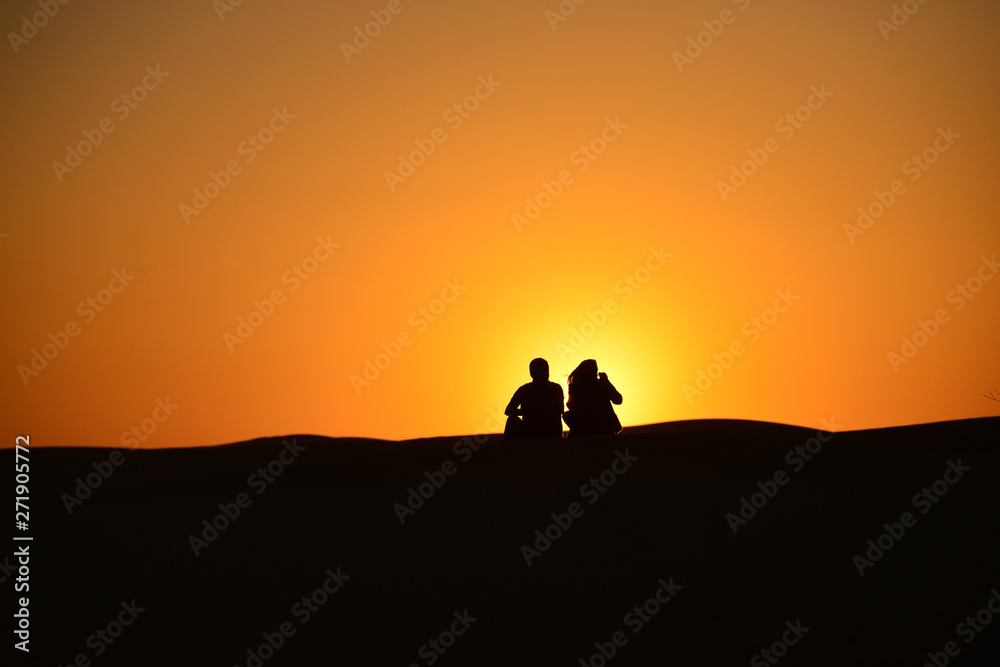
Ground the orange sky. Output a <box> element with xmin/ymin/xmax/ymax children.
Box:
<box><xmin>2</xmin><ymin>0</ymin><xmax>999</xmax><ymax>448</ymax></box>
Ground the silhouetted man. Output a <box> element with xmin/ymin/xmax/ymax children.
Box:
<box><xmin>504</xmin><ymin>358</ymin><xmax>565</xmax><ymax>440</ymax></box>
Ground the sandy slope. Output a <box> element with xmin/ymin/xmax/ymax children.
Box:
<box><xmin>10</xmin><ymin>417</ymin><xmax>1000</xmax><ymax>665</ymax></box>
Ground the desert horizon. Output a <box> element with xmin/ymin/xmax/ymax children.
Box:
<box><xmin>5</xmin><ymin>412</ymin><xmax>993</xmax><ymax>451</ymax></box>
<box><xmin>9</xmin><ymin>415</ymin><xmax>999</xmax><ymax>664</ymax></box>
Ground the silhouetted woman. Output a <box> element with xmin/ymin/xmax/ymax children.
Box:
<box><xmin>563</xmin><ymin>359</ymin><xmax>623</xmax><ymax>437</ymax></box>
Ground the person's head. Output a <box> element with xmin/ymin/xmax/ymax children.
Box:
<box><xmin>568</xmin><ymin>359</ymin><xmax>598</xmax><ymax>386</ymax></box>
<box><xmin>529</xmin><ymin>358</ymin><xmax>549</xmax><ymax>382</ymax></box>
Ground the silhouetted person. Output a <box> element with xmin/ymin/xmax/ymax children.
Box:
<box><xmin>563</xmin><ymin>359</ymin><xmax>622</xmax><ymax>437</ymax></box>
<box><xmin>504</xmin><ymin>358</ymin><xmax>565</xmax><ymax>440</ymax></box>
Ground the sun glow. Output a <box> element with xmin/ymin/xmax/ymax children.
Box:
<box><xmin>2</xmin><ymin>0</ymin><xmax>998</xmax><ymax>447</ymax></box>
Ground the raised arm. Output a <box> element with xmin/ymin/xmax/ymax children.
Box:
<box><xmin>603</xmin><ymin>377</ymin><xmax>623</xmax><ymax>405</ymax></box>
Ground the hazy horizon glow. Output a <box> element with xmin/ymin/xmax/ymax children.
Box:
<box><xmin>2</xmin><ymin>0</ymin><xmax>999</xmax><ymax>447</ymax></box>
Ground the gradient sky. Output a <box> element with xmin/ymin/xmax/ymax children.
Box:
<box><xmin>2</xmin><ymin>0</ymin><xmax>999</xmax><ymax>448</ymax></box>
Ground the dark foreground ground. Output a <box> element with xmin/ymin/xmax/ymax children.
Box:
<box><xmin>6</xmin><ymin>417</ymin><xmax>1000</xmax><ymax>666</ymax></box>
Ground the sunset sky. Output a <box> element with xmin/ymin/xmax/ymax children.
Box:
<box><xmin>2</xmin><ymin>0</ymin><xmax>999</xmax><ymax>448</ymax></box>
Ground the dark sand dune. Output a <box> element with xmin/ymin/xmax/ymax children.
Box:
<box><xmin>11</xmin><ymin>417</ymin><xmax>1000</xmax><ymax>665</ymax></box>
